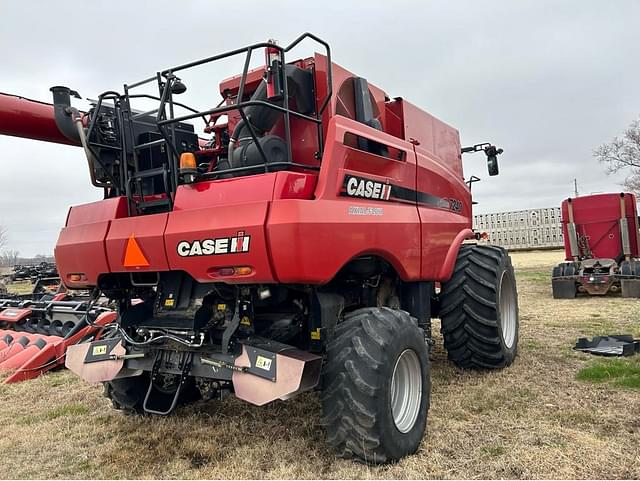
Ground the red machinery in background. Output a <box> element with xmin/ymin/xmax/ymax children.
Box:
<box><xmin>552</xmin><ymin>192</ymin><xmax>640</xmax><ymax>298</ymax></box>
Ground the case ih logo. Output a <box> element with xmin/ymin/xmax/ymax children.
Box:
<box><xmin>344</xmin><ymin>175</ymin><xmax>391</xmax><ymax>201</ymax></box>
<box><xmin>177</xmin><ymin>231</ymin><xmax>251</xmax><ymax>257</ymax></box>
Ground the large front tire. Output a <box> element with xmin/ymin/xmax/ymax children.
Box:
<box><xmin>321</xmin><ymin>307</ymin><xmax>431</xmax><ymax>464</ymax></box>
<box><xmin>439</xmin><ymin>244</ymin><xmax>519</xmax><ymax>369</ymax></box>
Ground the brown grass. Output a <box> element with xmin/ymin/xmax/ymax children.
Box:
<box><xmin>4</xmin><ymin>280</ymin><xmax>34</xmax><ymax>295</ymax></box>
<box><xmin>0</xmin><ymin>249</ymin><xmax>638</xmax><ymax>479</ymax></box>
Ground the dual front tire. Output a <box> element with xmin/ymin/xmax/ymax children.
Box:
<box><xmin>439</xmin><ymin>244</ymin><xmax>519</xmax><ymax>368</ymax></box>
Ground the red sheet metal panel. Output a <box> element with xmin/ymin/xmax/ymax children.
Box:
<box><xmin>0</xmin><ymin>93</ymin><xmax>80</xmax><ymax>146</ymax></box>
<box><xmin>0</xmin><ymin>308</ymin><xmax>32</xmax><ymax>323</ymax></box>
<box><xmin>561</xmin><ymin>193</ymin><xmax>639</xmax><ymax>260</ymax></box>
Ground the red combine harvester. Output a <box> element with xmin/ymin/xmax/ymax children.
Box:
<box><xmin>552</xmin><ymin>192</ymin><xmax>640</xmax><ymax>298</ymax></box>
<box><xmin>0</xmin><ymin>33</ymin><xmax>519</xmax><ymax>463</ymax></box>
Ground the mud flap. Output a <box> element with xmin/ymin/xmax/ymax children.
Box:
<box><xmin>65</xmin><ymin>339</ymin><xmax>143</xmax><ymax>383</ymax></box>
<box><xmin>232</xmin><ymin>342</ymin><xmax>322</xmax><ymax>406</ymax></box>
<box><xmin>621</xmin><ymin>279</ymin><xmax>640</xmax><ymax>298</ymax></box>
<box><xmin>552</xmin><ymin>279</ymin><xmax>576</xmax><ymax>299</ymax></box>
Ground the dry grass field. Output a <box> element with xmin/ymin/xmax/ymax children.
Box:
<box><xmin>0</xmin><ymin>249</ymin><xmax>639</xmax><ymax>479</ymax></box>
<box><xmin>3</xmin><ymin>279</ymin><xmax>33</xmax><ymax>295</ymax></box>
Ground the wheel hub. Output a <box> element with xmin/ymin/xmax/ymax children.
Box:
<box><xmin>499</xmin><ymin>271</ymin><xmax>517</xmax><ymax>349</ymax></box>
<box><xmin>390</xmin><ymin>348</ymin><xmax>422</xmax><ymax>433</ymax></box>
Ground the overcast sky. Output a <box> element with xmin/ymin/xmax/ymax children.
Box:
<box><xmin>1</xmin><ymin>0</ymin><xmax>639</xmax><ymax>256</ymax></box>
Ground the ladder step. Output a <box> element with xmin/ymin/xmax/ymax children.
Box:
<box><xmin>88</xmin><ymin>141</ymin><xmax>122</xmax><ymax>151</ymax></box>
<box><xmin>131</xmin><ymin>108</ymin><xmax>159</xmax><ymax>120</ymax></box>
<box><xmin>130</xmin><ymin>166</ymin><xmax>168</xmax><ymax>179</ymax></box>
<box><xmin>134</xmin><ymin>138</ymin><xmax>166</xmax><ymax>151</ymax></box>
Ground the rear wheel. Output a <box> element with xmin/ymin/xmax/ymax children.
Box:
<box><xmin>552</xmin><ymin>262</ymin><xmax>578</xmax><ymax>299</ymax></box>
<box><xmin>439</xmin><ymin>244</ymin><xmax>519</xmax><ymax>369</ymax></box>
<box><xmin>620</xmin><ymin>260</ymin><xmax>640</xmax><ymax>298</ymax></box>
<box><xmin>321</xmin><ymin>307</ymin><xmax>431</xmax><ymax>464</ymax></box>
<box><xmin>552</xmin><ymin>263</ymin><xmax>565</xmax><ymax>278</ymax></box>
<box><xmin>103</xmin><ymin>375</ymin><xmax>148</xmax><ymax>414</ymax></box>
<box><xmin>564</xmin><ymin>263</ymin><xmax>577</xmax><ymax>276</ymax></box>
<box><xmin>104</xmin><ymin>372</ymin><xmax>200</xmax><ymax>415</ymax></box>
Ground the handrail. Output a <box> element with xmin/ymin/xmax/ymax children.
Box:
<box><xmin>85</xmin><ymin>33</ymin><xmax>333</xmax><ymax>213</ymax></box>
<box><xmin>126</xmin><ymin>32</ymin><xmax>332</xmax><ymax>165</ymax></box>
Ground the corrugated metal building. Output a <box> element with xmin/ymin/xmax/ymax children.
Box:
<box><xmin>473</xmin><ymin>207</ymin><xmax>564</xmax><ymax>250</ymax></box>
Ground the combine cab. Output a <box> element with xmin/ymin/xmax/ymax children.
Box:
<box><xmin>552</xmin><ymin>192</ymin><xmax>640</xmax><ymax>298</ymax></box>
<box><xmin>0</xmin><ymin>33</ymin><xmax>519</xmax><ymax>464</ymax></box>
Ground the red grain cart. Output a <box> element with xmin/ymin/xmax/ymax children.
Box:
<box><xmin>552</xmin><ymin>192</ymin><xmax>640</xmax><ymax>298</ymax></box>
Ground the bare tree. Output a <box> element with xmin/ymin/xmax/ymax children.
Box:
<box><xmin>0</xmin><ymin>250</ymin><xmax>19</xmax><ymax>267</ymax></box>
<box><xmin>594</xmin><ymin>118</ymin><xmax>640</xmax><ymax>194</ymax></box>
<box><xmin>0</xmin><ymin>225</ymin><xmax>6</xmax><ymax>252</ymax></box>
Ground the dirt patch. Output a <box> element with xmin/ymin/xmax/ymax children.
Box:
<box><xmin>0</xmin><ymin>249</ymin><xmax>638</xmax><ymax>478</ymax></box>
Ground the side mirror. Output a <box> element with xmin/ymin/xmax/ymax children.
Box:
<box><xmin>484</xmin><ymin>146</ymin><xmax>503</xmax><ymax>176</ymax></box>
<box><xmin>487</xmin><ymin>154</ymin><xmax>499</xmax><ymax>176</ymax></box>
<box><xmin>461</xmin><ymin>142</ymin><xmax>504</xmax><ymax>177</ymax></box>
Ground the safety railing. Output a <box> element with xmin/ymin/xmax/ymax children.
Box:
<box><xmin>126</xmin><ymin>32</ymin><xmax>332</xmax><ymax>180</ymax></box>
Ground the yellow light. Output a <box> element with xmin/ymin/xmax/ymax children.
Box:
<box><xmin>233</xmin><ymin>266</ymin><xmax>253</xmax><ymax>276</ymax></box>
<box><xmin>179</xmin><ymin>152</ymin><xmax>197</xmax><ymax>171</ymax></box>
<box><xmin>208</xmin><ymin>266</ymin><xmax>254</xmax><ymax>278</ymax></box>
<box><xmin>68</xmin><ymin>273</ymin><xmax>86</xmax><ymax>282</ymax></box>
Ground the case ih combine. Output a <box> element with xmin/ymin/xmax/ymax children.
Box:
<box><xmin>552</xmin><ymin>193</ymin><xmax>640</xmax><ymax>298</ymax></box>
<box><xmin>0</xmin><ymin>33</ymin><xmax>519</xmax><ymax>463</ymax></box>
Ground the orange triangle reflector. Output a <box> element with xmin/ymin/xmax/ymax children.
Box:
<box><xmin>123</xmin><ymin>234</ymin><xmax>150</xmax><ymax>267</ymax></box>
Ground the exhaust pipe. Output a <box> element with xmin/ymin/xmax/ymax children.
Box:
<box><xmin>50</xmin><ymin>86</ymin><xmax>109</xmax><ymax>188</ymax></box>
<box><xmin>619</xmin><ymin>193</ymin><xmax>632</xmax><ymax>261</ymax></box>
<box><xmin>567</xmin><ymin>198</ymin><xmax>580</xmax><ymax>261</ymax></box>
<box><xmin>50</xmin><ymin>86</ymin><xmax>82</xmax><ymax>144</ymax></box>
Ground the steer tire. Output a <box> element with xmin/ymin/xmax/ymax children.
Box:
<box><xmin>439</xmin><ymin>244</ymin><xmax>519</xmax><ymax>369</ymax></box>
<box><xmin>104</xmin><ymin>372</ymin><xmax>200</xmax><ymax>415</ymax></box>
<box><xmin>321</xmin><ymin>307</ymin><xmax>431</xmax><ymax>464</ymax></box>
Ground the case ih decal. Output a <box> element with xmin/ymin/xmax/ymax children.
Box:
<box><xmin>342</xmin><ymin>174</ymin><xmax>462</xmax><ymax>212</ymax></box>
<box><xmin>177</xmin><ymin>231</ymin><xmax>251</xmax><ymax>257</ymax></box>
<box><xmin>344</xmin><ymin>175</ymin><xmax>392</xmax><ymax>200</ymax></box>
